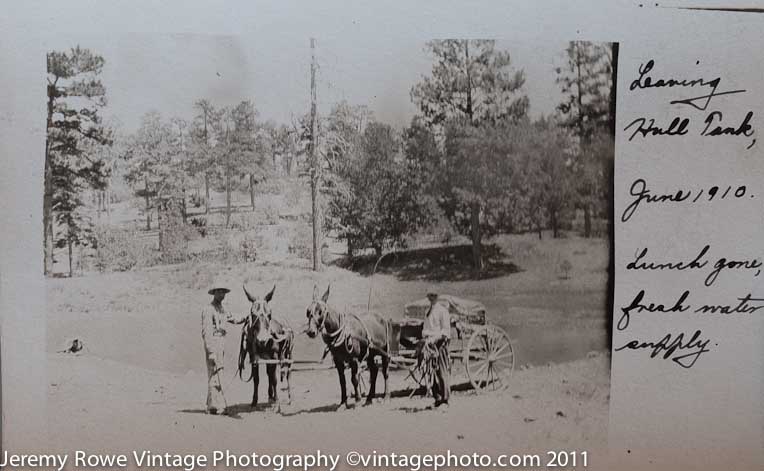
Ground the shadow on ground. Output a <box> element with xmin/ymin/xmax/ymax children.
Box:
<box><xmin>182</xmin><ymin>380</ymin><xmax>485</xmax><ymax>418</ymax></box>
<box><xmin>332</xmin><ymin>244</ymin><xmax>523</xmax><ymax>282</ymax></box>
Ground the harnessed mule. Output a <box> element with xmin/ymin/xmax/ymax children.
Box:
<box><xmin>305</xmin><ymin>285</ymin><xmax>391</xmax><ymax>409</ymax></box>
<box><xmin>237</xmin><ymin>285</ymin><xmax>294</xmax><ymax>411</ymax></box>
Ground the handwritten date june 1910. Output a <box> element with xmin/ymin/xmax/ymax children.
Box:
<box><xmin>621</xmin><ymin>178</ymin><xmax>751</xmax><ymax>222</ymax></box>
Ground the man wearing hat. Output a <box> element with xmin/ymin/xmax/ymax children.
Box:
<box><xmin>421</xmin><ymin>291</ymin><xmax>452</xmax><ymax>408</ymax></box>
<box><xmin>201</xmin><ymin>282</ymin><xmax>242</xmax><ymax>415</ymax></box>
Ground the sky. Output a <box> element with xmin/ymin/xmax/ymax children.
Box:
<box><xmin>67</xmin><ymin>33</ymin><xmax>578</xmax><ymax>134</ymax></box>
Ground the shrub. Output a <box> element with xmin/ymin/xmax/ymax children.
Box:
<box><xmin>190</xmin><ymin>194</ymin><xmax>204</xmax><ymax>208</ymax></box>
<box><xmin>262</xmin><ymin>203</ymin><xmax>280</xmax><ymax>225</ymax></box>
<box><xmin>560</xmin><ymin>259</ymin><xmax>573</xmax><ymax>279</ymax></box>
<box><xmin>288</xmin><ymin>226</ymin><xmax>313</xmax><ymax>260</ymax></box>
<box><xmin>93</xmin><ymin>227</ymin><xmax>159</xmax><ymax>272</ymax></box>
<box><xmin>190</xmin><ymin>217</ymin><xmax>207</xmax><ymax>237</ymax></box>
<box><xmin>239</xmin><ymin>232</ymin><xmax>262</xmax><ymax>262</ymax></box>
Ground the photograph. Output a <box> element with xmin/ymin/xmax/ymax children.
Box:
<box><xmin>43</xmin><ymin>33</ymin><xmax>616</xmax><ymax>459</ymax></box>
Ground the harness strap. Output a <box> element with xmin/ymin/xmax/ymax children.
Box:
<box><xmin>319</xmin><ymin>309</ymin><xmax>392</xmax><ymax>363</ymax></box>
<box><xmin>347</xmin><ymin>313</ymin><xmax>373</xmax><ymax>362</ymax></box>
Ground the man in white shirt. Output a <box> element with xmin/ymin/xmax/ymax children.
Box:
<box><xmin>201</xmin><ymin>284</ymin><xmax>245</xmax><ymax>415</ymax></box>
<box><xmin>421</xmin><ymin>291</ymin><xmax>451</xmax><ymax>408</ymax></box>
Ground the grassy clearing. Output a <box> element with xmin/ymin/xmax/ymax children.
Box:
<box><xmin>47</xmin><ymin>232</ymin><xmax>610</xmax><ymax>374</ymax></box>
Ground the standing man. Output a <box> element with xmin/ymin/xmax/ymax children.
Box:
<box><xmin>421</xmin><ymin>291</ymin><xmax>452</xmax><ymax>409</ymax></box>
<box><xmin>201</xmin><ymin>283</ymin><xmax>241</xmax><ymax>415</ymax></box>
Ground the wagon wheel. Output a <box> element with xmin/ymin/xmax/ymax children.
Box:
<box><xmin>464</xmin><ymin>325</ymin><xmax>514</xmax><ymax>392</ymax></box>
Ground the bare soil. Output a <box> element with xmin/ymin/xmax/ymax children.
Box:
<box><xmin>45</xmin><ymin>234</ymin><xmax>611</xmax><ymax>468</ymax></box>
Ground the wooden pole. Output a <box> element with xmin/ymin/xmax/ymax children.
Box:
<box><xmin>309</xmin><ymin>38</ymin><xmax>322</xmax><ymax>272</ymax></box>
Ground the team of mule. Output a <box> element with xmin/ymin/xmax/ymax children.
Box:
<box><xmin>205</xmin><ymin>278</ymin><xmax>514</xmax><ymax>416</ymax></box>
<box><xmin>229</xmin><ymin>283</ymin><xmax>392</xmax><ymax>412</ymax></box>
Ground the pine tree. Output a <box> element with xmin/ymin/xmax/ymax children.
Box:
<box><xmin>123</xmin><ymin>112</ymin><xmax>181</xmax><ymax>230</ymax></box>
<box><xmin>411</xmin><ymin>40</ymin><xmax>529</xmax><ymax>269</ymax></box>
<box><xmin>45</xmin><ymin>46</ymin><xmax>112</xmax><ymax>275</ymax></box>
<box><xmin>555</xmin><ymin>41</ymin><xmax>614</xmax><ymax>237</ymax></box>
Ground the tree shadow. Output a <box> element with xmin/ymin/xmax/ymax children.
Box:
<box><xmin>332</xmin><ymin>244</ymin><xmax>523</xmax><ymax>282</ymax></box>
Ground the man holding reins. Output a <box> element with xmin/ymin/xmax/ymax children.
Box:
<box><xmin>201</xmin><ymin>282</ymin><xmax>245</xmax><ymax>415</ymax></box>
<box><xmin>420</xmin><ymin>291</ymin><xmax>452</xmax><ymax>409</ymax></box>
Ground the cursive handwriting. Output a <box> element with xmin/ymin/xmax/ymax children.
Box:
<box><xmin>621</xmin><ymin>178</ymin><xmax>690</xmax><ymax>222</ymax></box>
<box><xmin>630</xmin><ymin>59</ymin><xmax>746</xmax><ymax>111</ymax></box>
<box><xmin>704</xmin><ymin>257</ymin><xmax>762</xmax><ymax>286</ymax></box>
<box><xmin>615</xmin><ymin>329</ymin><xmax>712</xmax><ymax>368</ymax></box>
<box><xmin>701</xmin><ymin>111</ymin><xmax>756</xmax><ymax>149</ymax></box>
<box><xmin>626</xmin><ymin>246</ymin><xmax>761</xmax><ymax>287</ymax></box>
<box><xmin>624</xmin><ymin>117</ymin><xmax>689</xmax><ymax>141</ymax></box>
<box><xmin>621</xmin><ymin>179</ymin><xmax>753</xmax><ymax>222</ymax></box>
<box><xmin>617</xmin><ymin>289</ymin><xmax>691</xmax><ymax>331</ymax></box>
<box><xmin>695</xmin><ymin>294</ymin><xmax>764</xmax><ymax>315</ymax></box>
<box><xmin>627</xmin><ymin>245</ymin><xmax>709</xmax><ymax>272</ymax></box>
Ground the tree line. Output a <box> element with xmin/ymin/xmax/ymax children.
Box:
<box><xmin>44</xmin><ymin>40</ymin><xmax>615</xmax><ymax>276</ymax></box>
<box><xmin>316</xmin><ymin>40</ymin><xmax>616</xmax><ymax>270</ymax></box>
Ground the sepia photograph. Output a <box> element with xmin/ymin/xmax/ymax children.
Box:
<box><xmin>43</xmin><ymin>33</ymin><xmax>616</xmax><ymax>459</ymax></box>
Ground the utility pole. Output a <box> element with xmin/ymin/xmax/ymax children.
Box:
<box><xmin>309</xmin><ymin>37</ymin><xmax>322</xmax><ymax>271</ymax></box>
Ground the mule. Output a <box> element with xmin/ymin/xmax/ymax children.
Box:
<box><xmin>305</xmin><ymin>285</ymin><xmax>391</xmax><ymax>409</ymax></box>
<box><xmin>237</xmin><ymin>284</ymin><xmax>294</xmax><ymax>411</ymax></box>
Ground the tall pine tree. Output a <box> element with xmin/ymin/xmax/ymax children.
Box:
<box><xmin>45</xmin><ymin>46</ymin><xmax>112</xmax><ymax>275</ymax></box>
<box><xmin>555</xmin><ymin>41</ymin><xmax>613</xmax><ymax>237</ymax></box>
<box><xmin>411</xmin><ymin>40</ymin><xmax>528</xmax><ymax>269</ymax></box>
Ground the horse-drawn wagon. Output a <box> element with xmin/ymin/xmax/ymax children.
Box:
<box><xmin>238</xmin><ymin>285</ymin><xmax>516</xmax><ymax>412</ymax></box>
<box><xmin>390</xmin><ymin>295</ymin><xmax>515</xmax><ymax>392</ymax></box>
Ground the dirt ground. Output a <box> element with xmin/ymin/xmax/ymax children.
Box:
<box><xmin>45</xmin><ymin>234</ymin><xmax>611</xmax><ymax>469</ymax></box>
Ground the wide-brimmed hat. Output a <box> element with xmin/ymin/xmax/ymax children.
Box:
<box><xmin>208</xmin><ymin>287</ymin><xmax>230</xmax><ymax>295</ymax></box>
<box><xmin>208</xmin><ymin>278</ymin><xmax>231</xmax><ymax>295</ymax></box>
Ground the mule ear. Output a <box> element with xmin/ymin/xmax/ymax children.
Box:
<box><xmin>243</xmin><ymin>284</ymin><xmax>256</xmax><ymax>303</ymax></box>
<box><xmin>312</xmin><ymin>284</ymin><xmax>319</xmax><ymax>300</ymax></box>
<box><xmin>321</xmin><ymin>285</ymin><xmax>331</xmax><ymax>303</ymax></box>
<box><xmin>265</xmin><ymin>284</ymin><xmax>275</xmax><ymax>303</ymax></box>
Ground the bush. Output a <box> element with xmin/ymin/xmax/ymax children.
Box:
<box><xmin>93</xmin><ymin>227</ymin><xmax>160</xmax><ymax>272</ymax></box>
<box><xmin>190</xmin><ymin>194</ymin><xmax>204</xmax><ymax>208</ymax></box>
<box><xmin>190</xmin><ymin>217</ymin><xmax>207</xmax><ymax>237</ymax></box>
<box><xmin>263</xmin><ymin>203</ymin><xmax>280</xmax><ymax>225</ymax></box>
<box><xmin>288</xmin><ymin>226</ymin><xmax>313</xmax><ymax>260</ymax></box>
<box><xmin>239</xmin><ymin>232</ymin><xmax>262</xmax><ymax>262</ymax></box>
<box><xmin>560</xmin><ymin>259</ymin><xmax>573</xmax><ymax>279</ymax></box>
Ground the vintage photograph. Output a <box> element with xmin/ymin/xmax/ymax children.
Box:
<box><xmin>44</xmin><ymin>34</ymin><xmax>616</xmax><ymax>456</ymax></box>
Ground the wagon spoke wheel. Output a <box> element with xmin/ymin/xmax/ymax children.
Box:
<box><xmin>464</xmin><ymin>325</ymin><xmax>514</xmax><ymax>392</ymax></box>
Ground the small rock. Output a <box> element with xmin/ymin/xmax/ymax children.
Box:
<box><xmin>512</xmin><ymin>395</ymin><xmax>522</xmax><ymax>400</ymax></box>
<box><xmin>556</xmin><ymin>411</ymin><xmax>566</xmax><ymax>418</ymax></box>
<box><xmin>523</xmin><ymin>417</ymin><xmax>536</xmax><ymax>423</ymax></box>
<box><xmin>456</xmin><ymin>434</ymin><xmax>464</xmax><ymax>440</ymax></box>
